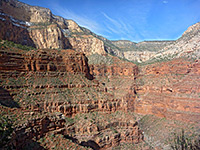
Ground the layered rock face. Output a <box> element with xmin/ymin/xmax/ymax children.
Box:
<box><xmin>90</xmin><ymin>63</ymin><xmax>138</xmax><ymax>77</ymax></box>
<box><xmin>0</xmin><ymin>0</ymin><xmax>121</xmax><ymax>57</ymax></box>
<box><xmin>0</xmin><ymin>14</ymin><xmax>35</xmax><ymax>47</ymax></box>
<box><xmin>90</xmin><ymin>56</ymin><xmax>138</xmax><ymax>77</ymax></box>
<box><xmin>0</xmin><ymin>0</ymin><xmax>72</xmax><ymax>49</ymax></box>
<box><xmin>111</xmin><ymin>40</ymin><xmax>174</xmax><ymax>62</ymax></box>
<box><xmin>0</xmin><ymin>48</ymin><xmax>92</xmax><ymax>78</ymax></box>
<box><xmin>0</xmin><ymin>44</ymin><xmax>143</xmax><ymax>149</ymax></box>
<box><xmin>0</xmin><ymin>0</ymin><xmax>200</xmax><ymax>149</ymax></box>
<box><xmin>147</xmin><ymin>22</ymin><xmax>200</xmax><ymax>63</ymax></box>
<box><xmin>68</xmin><ymin>34</ymin><xmax>106</xmax><ymax>56</ymax></box>
<box><xmin>11</xmin><ymin>114</ymin><xmax>66</xmax><ymax>149</ymax></box>
<box><xmin>25</xmin><ymin>49</ymin><xmax>91</xmax><ymax>77</ymax></box>
<box><xmin>8</xmin><ymin>111</ymin><xmax>143</xmax><ymax>150</ymax></box>
<box><xmin>134</xmin><ymin>59</ymin><xmax>200</xmax><ymax>123</ymax></box>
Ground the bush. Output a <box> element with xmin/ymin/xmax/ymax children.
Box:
<box><xmin>0</xmin><ymin>39</ymin><xmax>35</xmax><ymax>51</ymax></box>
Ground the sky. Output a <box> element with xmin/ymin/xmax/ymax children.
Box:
<box><xmin>19</xmin><ymin>0</ymin><xmax>200</xmax><ymax>43</ymax></box>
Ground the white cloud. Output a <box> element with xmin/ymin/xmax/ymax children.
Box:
<box><xmin>163</xmin><ymin>1</ymin><xmax>168</xmax><ymax>4</ymax></box>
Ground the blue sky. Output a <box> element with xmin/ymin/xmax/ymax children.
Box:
<box><xmin>19</xmin><ymin>0</ymin><xmax>200</xmax><ymax>42</ymax></box>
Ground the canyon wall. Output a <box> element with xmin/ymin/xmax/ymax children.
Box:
<box><xmin>0</xmin><ymin>1</ymin><xmax>200</xmax><ymax>149</ymax></box>
<box><xmin>9</xmin><ymin>111</ymin><xmax>143</xmax><ymax>150</ymax></box>
<box><xmin>134</xmin><ymin>59</ymin><xmax>200</xmax><ymax>123</ymax></box>
<box><xmin>11</xmin><ymin>114</ymin><xmax>66</xmax><ymax>149</ymax></box>
<box><xmin>112</xmin><ymin>40</ymin><xmax>174</xmax><ymax>52</ymax></box>
<box><xmin>0</xmin><ymin>45</ymin><xmax>138</xmax><ymax>112</ymax></box>
<box><xmin>90</xmin><ymin>56</ymin><xmax>138</xmax><ymax>77</ymax></box>
<box><xmin>0</xmin><ymin>45</ymin><xmax>142</xmax><ymax>149</ymax></box>
<box><xmin>0</xmin><ymin>0</ymin><xmax>121</xmax><ymax>57</ymax></box>
<box><xmin>111</xmin><ymin>40</ymin><xmax>174</xmax><ymax>62</ymax></box>
<box><xmin>0</xmin><ymin>48</ymin><xmax>92</xmax><ymax>78</ymax></box>
<box><xmin>146</xmin><ymin>22</ymin><xmax>200</xmax><ymax>63</ymax></box>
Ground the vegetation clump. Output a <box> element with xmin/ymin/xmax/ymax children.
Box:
<box><xmin>0</xmin><ymin>39</ymin><xmax>35</xmax><ymax>51</ymax></box>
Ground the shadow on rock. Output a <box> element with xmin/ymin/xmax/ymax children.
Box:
<box><xmin>80</xmin><ymin>140</ymin><xmax>100</xmax><ymax>150</ymax></box>
<box><xmin>0</xmin><ymin>87</ymin><xmax>20</xmax><ymax>108</ymax></box>
<box><xmin>21</xmin><ymin>140</ymin><xmax>46</xmax><ymax>150</ymax></box>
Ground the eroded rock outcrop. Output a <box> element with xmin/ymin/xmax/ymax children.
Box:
<box><xmin>68</xmin><ymin>34</ymin><xmax>106</xmax><ymax>56</ymax></box>
<box><xmin>11</xmin><ymin>114</ymin><xmax>66</xmax><ymax>149</ymax></box>
<box><xmin>89</xmin><ymin>55</ymin><xmax>139</xmax><ymax>77</ymax></box>
<box><xmin>0</xmin><ymin>14</ymin><xmax>35</xmax><ymax>47</ymax></box>
<box><xmin>62</xmin><ymin>112</ymin><xmax>143</xmax><ymax>150</ymax></box>
<box><xmin>0</xmin><ymin>44</ymin><xmax>143</xmax><ymax>149</ymax></box>
<box><xmin>0</xmin><ymin>48</ymin><xmax>92</xmax><ymax>79</ymax></box>
<box><xmin>111</xmin><ymin>40</ymin><xmax>174</xmax><ymax>62</ymax></box>
<box><xmin>6</xmin><ymin>110</ymin><xmax>143</xmax><ymax>150</ymax></box>
<box><xmin>0</xmin><ymin>0</ymin><xmax>119</xmax><ymax>57</ymax></box>
<box><xmin>148</xmin><ymin>22</ymin><xmax>200</xmax><ymax>62</ymax></box>
<box><xmin>28</xmin><ymin>24</ymin><xmax>71</xmax><ymax>49</ymax></box>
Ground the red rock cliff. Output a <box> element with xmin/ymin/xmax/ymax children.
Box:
<box><xmin>134</xmin><ymin>59</ymin><xmax>200</xmax><ymax>123</ymax></box>
<box><xmin>0</xmin><ymin>48</ymin><xmax>92</xmax><ymax>79</ymax></box>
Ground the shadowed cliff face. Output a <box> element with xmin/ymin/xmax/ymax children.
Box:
<box><xmin>0</xmin><ymin>87</ymin><xmax>19</xmax><ymax>108</ymax></box>
<box><xmin>0</xmin><ymin>16</ymin><xmax>36</xmax><ymax>47</ymax></box>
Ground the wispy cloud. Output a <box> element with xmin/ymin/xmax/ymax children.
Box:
<box><xmin>102</xmin><ymin>13</ymin><xmax>129</xmax><ymax>35</ymax></box>
<box><xmin>163</xmin><ymin>1</ymin><xmax>168</xmax><ymax>4</ymax></box>
<box><xmin>102</xmin><ymin>12</ymin><xmax>122</xmax><ymax>30</ymax></box>
<box><xmin>50</xmin><ymin>1</ymin><xmax>160</xmax><ymax>42</ymax></box>
<box><xmin>101</xmin><ymin>12</ymin><xmax>143</xmax><ymax>41</ymax></box>
<box><xmin>51</xmin><ymin>5</ymin><xmax>102</xmax><ymax>34</ymax></box>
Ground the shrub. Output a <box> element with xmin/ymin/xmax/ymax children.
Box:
<box><xmin>0</xmin><ymin>39</ymin><xmax>35</xmax><ymax>51</ymax></box>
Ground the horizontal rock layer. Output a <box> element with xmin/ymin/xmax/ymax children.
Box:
<box><xmin>134</xmin><ymin>59</ymin><xmax>200</xmax><ymax>123</ymax></box>
<box><xmin>0</xmin><ymin>49</ymin><xmax>92</xmax><ymax>79</ymax></box>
